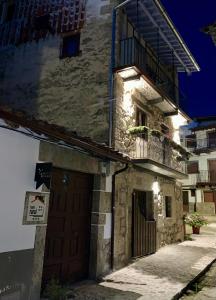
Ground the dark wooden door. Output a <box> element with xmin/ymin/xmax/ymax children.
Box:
<box><xmin>208</xmin><ymin>160</ymin><xmax>216</xmax><ymax>183</ymax></box>
<box><xmin>204</xmin><ymin>191</ymin><xmax>216</xmax><ymax>213</ymax></box>
<box><xmin>132</xmin><ymin>191</ymin><xmax>156</xmax><ymax>257</ymax></box>
<box><xmin>42</xmin><ymin>168</ymin><xmax>93</xmax><ymax>286</ymax></box>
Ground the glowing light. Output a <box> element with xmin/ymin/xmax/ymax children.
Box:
<box><xmin>118</xmin><ymin>67</ymin><xmax>138</xmax><ymax>79</ymax></box>
<box><xmin>171</xmin><ymin>112</ymin><xmax>188</xmax><ymax>144</ymax></box>
<box><xmin>152</xmin><ymin>177</ymin><xmax>160</xmax><ymax>195</ymax></box>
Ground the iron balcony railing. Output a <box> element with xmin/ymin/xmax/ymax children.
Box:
<box><xmin>197</xmin><ymin>170</ymin><xmax>216</xmax><ymax>184</ymax></box>
<box><xmin>185</xmin><ymin>138</ymin><xmax>216</xmax><ymax>151</ymax></box>
<box><xmin>132</xmin><ymin>134</ymin><xmax>186</xmax><ymax>173</ymax></box>
<box><xmin>118</xmin><ymin>37</ymin><xmax>185</xmax><ymax>105</ymax></box>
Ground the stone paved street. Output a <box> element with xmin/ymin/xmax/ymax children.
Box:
<box><xmin>180</xmin><ymin>262</ymin><xmax>216</xmax><ymax>300</ymax></box>
<box><xmin>65</xmin><ymin>223</ymin><xmax>216</xmax><ymax>300</ymax></box>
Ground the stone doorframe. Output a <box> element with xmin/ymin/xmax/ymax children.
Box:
<box><xmin>28</xmin><ymin>145</ymin><xmax>113</xmax><ymax>299</ymax></box>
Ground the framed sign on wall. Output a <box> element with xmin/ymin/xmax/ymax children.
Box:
<box><xmin>23</xmin><ymin>191</ymin><xmax>50</xmax><ymax>225</ymax></box>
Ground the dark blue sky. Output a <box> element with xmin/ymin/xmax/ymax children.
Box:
<box><xmin>161</xmin><ymin>0</ymin><xmax>216</xmax><ymax>118</ymax></box>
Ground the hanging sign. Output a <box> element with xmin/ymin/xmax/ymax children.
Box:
<box><xmin>23</xmin><ymin>191</ymin><xmax>50</xmax><ymax>225</ymax></box>
<box><xmin>35</xmin><ymin>162</ymin><xmax>52</xmax><ymax>189</ymax></box>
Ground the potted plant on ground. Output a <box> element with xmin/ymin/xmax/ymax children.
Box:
<box><xmin>184</xmin><ymin>213</ymin><xmax>208</xmax><ymax>234</ymax></box>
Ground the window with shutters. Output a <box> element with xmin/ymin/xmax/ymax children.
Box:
<box><xmin>187</xmin><ymin>161</ymin><xmax>199</xmax><ymax>174</ymax></box>
<box><xmin>165</xmin><ymin>196</ymin><xmax>172</xmax><ymax>218</ymax></box>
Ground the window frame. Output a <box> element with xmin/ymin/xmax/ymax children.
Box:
<box><xmin>165</xmin><ymin>196</ymin><xmax>172</xmax><ymax>218</ymax></box>
<box><xmin>60</xmin><ymin>32</ymin><xmax>81</xmax><ymax>59</ymax></box>
<box><xmin>187</xmin><ymin>161</ymin><xmax>199</xmax><ymax>174</ymax></box>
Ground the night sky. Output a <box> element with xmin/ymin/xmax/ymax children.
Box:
<box><xmin>161</xmin><ymin>0</ymin><xmax>216</xmax><ymax>118</ymax></box>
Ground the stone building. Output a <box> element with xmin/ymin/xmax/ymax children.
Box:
<box><xmin>181</xmin><ymin>117</ymin><xmax>216</xmax><ymax>215</ymax></box>
<box><xmin>0</xmin><ymin>0</ymin><xmax>200</xmax><ymax>299</ymax></box>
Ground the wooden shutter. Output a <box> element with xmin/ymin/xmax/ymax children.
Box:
<box><xmin>187</xmin><ymin>161</ymin><xmax>199</xmax><ymax>174</ymax></box>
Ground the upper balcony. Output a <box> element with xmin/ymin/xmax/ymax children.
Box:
<box><xmin>129</xmin><ymin>131</ymin><xmax>188</xmax><ymax>179</ymax></box>
<box><xmin>117</xmin><ymin>36</ymin><xmax>183</xmax><ymax>106</ymax></box>
<box><xmin>115</xmin><ymin>0</ymin><xmax>199</xmax><ymax>113</ymax></box>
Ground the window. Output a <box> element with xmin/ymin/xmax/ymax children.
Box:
<box><xmin>186</xmin><ymin>134</ymin><xmax>197</xmax><ymax>148</ymax></box>
<box><xmin>183</xmin><ymin>191</ymin><xmax>189</xmax><ymax>205</ymax></box>
<box><xmin>187</xmin><ymin>161</ymin><xmax>199</xmax><ymax>174</ymax></box>
<box><xmin>208</xmin><ymin>131</ymin><xmax>216</xmax><ymax>148</ymax></box>
<box><xmin>165</xmin><ymin>196</ymin><xmax>172</xmax><ymax>218</ymax></box>
<box><xmin>60</xmin><ymin>33</ymin><xmax>81</xmax><ymax>59</ymax></box>
<box><xmin>191</xmin><ymin>189</ymin><xmax>196</xmax><ymax>197</ymax></box>
<box><xmin>136</xmin><ymin>107</ymin><xmax>148</xmax><ymax>140</ymax></box>
<box><xmin>183</xmin><ymin>191</ymin><xmax>189</xmax><ymax>212</ymax></box>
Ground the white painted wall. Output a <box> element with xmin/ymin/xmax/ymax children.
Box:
<box><xmin>0</xmin><ymin>122</ymin><xmax>40</xmax><ymax>253</ymax></box>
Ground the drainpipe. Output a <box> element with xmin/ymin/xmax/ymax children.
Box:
<box><xmin>109</xmin><ymin>0</ymin><xmax>134</xmax><ymax>147</ymax></box>
<box><xmin>111</xmin><ymin>163</ymin><xmax>129</xmax><ymax>270</ymax></box>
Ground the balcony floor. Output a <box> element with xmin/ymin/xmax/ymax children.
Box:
<box><xmin>133</xmin><ymin>158</ymin><xmax>187</xmax><ymax>179</ymax></box>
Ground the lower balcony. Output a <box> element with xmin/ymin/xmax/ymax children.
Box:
<box><xmin>130</xmin><ymin>134</ymin><xmax>187</xmax><ymax>179</ymax></box>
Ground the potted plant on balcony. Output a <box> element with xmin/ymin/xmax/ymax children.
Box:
<box><xmin>128</xmin><ymin>125</ymin><xmax>150</xmax><ymax>135</ymax></box>
<box><xmin>184</xmin><ymin>213</ymin><xmax>208</xmax><ymax>234</ymax></box>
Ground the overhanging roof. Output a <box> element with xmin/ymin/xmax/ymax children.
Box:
<box><xmin>123</xmin><ymin>0</ymin><xmax>200</xmax><ymax>73</ymax></box>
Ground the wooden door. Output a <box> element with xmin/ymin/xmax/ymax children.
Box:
<box><xmin>204</xmin><ymin>191</ymin><xmax>214</xmax><ymax>203</ymax></box>
<box><xmin>42</xmin><ymin>168</ymin><xmax>93</xmax><ymax>286</ymax></box>
<box><xmin>208</xmin><ymin>160</ymin><xmax>216</xmax><ymax>183</ymax></box>
<box><xmin>132</xmin><ymin>191</ymin><xmax>156</xmax><ymax>257</ymax></box>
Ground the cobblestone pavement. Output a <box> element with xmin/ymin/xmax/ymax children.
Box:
<box><xmin>65</xmin><ymin>223</ymin><xmax>216</xmax><ymax>300</ymax></box>
<box><xmin>180</xmin><ymin>262</ymin><xmax>216</xmax><ymax>300</ymax></box>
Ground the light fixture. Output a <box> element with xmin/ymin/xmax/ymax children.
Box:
<box><xmin>152</xmin><ymin>177</ymin><xmax>160</xmax><ymax>195</ymax></box>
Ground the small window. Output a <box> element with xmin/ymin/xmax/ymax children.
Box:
<box><xmin>186</xmin><ymin>134</ymin><xmax>197</xmax><ymax>148</ymax></box>
<box><xmin>191</xmin><ymin>189</ymin><xmax>196</xmax><ymax>197</ymax></box>
<box><xmin>60</xmin><ymin>33</ymin><xmax>81</xmax><ymax>59</ymax></box>
<box><xmin>165</xmin><ymin>196</ymin><xmax>172</xmax><ymax>218</ymax></box>
<box><xmin>187</xmin><ymin>161</ymin><xmax>199</xmax><ymax>174</ymax></box>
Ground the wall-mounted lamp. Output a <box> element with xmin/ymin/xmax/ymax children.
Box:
<box><xmin>152</xmin><ymin>177</ymin><xmax>160</xmax><ymax>196</ymax></box>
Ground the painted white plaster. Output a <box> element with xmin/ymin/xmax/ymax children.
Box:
<box><xmin>0</xmin><ymin>123</ymin><xmax>40</xmax><ymax>253</ymax></box>
<box><xmin>104</xmin><ymin>213</ymin><xmax>112</xmax><ymax>239</ymax></box>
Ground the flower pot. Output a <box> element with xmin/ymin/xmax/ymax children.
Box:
<box><xmin>192</xmin><ymin>226</ymin><xmax>200</xmax><ymax>234</ymax></box>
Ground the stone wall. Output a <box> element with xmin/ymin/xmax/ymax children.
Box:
<box><xmin>113</xmin><ymin>73</ymin><xmax>174</xmax><ymax>154</ymax></box>
<box><xmin>0</xmin><ymin>0</ymin><xmax>118</xmax><ymax>143</ymax></box>
<box><xmin>113</xmin><ymin>166</ymin><xmax>184</xmax><ymax>270</ymax></box>
<box><xmin>197</xmin><ymin>202</ymin><xmax>215</xmax><ymax>216</ymax></box>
